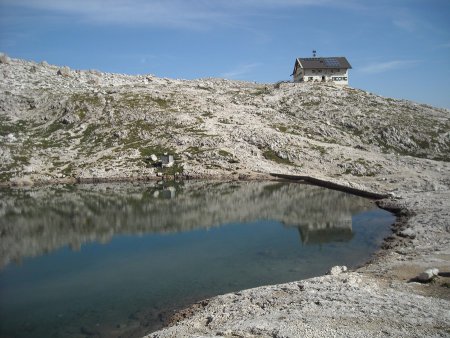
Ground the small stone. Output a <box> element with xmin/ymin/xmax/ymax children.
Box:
<box><xmin>417</xmin><ymin>268</ymin><xmax>439</xmax><ymax>282</ymax></box>
<box><xmin>150</xmin><ymin>154</ymin><xmax>158</xmax><ymax>162</ymax></box>
<box><xmin>399</xmin><ymin>228</ymin><xmax>416</xmax><ymax>239</ymax></box>
<box><xmin>6</xmin><ymin>133</ymin><xmax>16</xmax><ymax>142</ymax></box>
<box><xmin>328</xmin><ymin>265</ymin><xmax>348</xmax><ymax>276</ymax></box>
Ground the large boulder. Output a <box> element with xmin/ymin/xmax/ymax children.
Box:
<box><xmin>57</xmin><ymin>66</ymin><xmax>71</xmax><ymax>77</ymax></box>
<box><xmin>0</xmin><ymin>53</ymin><xmax>11</xmax><ymax>64</ymax></box>
<box><xmin>416</xmin><ymin>268</ymin><xmax>439</xmax><ymax>282</ymax></box>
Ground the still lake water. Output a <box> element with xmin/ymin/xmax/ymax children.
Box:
<box><xmin>0</xmin><ymin>181</ymin><xmax>394</xmax><ymax>338</ymax></box>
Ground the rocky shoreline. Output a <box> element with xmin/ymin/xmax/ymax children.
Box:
<box><xmin>147</xmin><ymin>180</ymin><xmax>450</xmax><ymax>338</ymax></box>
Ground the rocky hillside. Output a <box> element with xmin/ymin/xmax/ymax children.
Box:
<box><xmin>1</xmin><ymin>56</ymin><xmax>449</xmax><ymax>186</ymax></box>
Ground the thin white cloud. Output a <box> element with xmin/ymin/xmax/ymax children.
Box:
<box><xmin>221</xmin><ymin>63</ymin><xmax>262</xmax><ymax>79</ymax></box>
<box><xmin>360</xmin><ymin>60</ymin><xmax>421</xmax><ymax>74</ymax></box>
<box><xmin>391</xmin><ymin>9</ymin><xmax>419</xmax><ymax>33</ymax></box>
<box><xmin>2</xmin><ymin>0</ymin><xmax>361</xmax><ymax>28</ymax></box>
<box><xmin>2</xmin><ymin>0</ymin><xmax>224</xmax><ymax>28</ymax></box>
<box><xmin>393</xmin><ymin>18</ymin><xmax>416</xmax><ymax>32</ymax></box>
<box><xmin>390</xmin><ymin>8</ymin><xmax>438</xmax><ymax>35</ymax></box>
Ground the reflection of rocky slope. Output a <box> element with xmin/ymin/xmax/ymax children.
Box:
<box><xmin>0</xmin><ymin>181</ymin><xmax>374</xmax><ymax>268</ymax></box>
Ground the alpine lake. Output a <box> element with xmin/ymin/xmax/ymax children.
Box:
<box><xmin>0</xmin><ymin>181</ymin><xmax>395</xmax><ymax>338</ymax></box>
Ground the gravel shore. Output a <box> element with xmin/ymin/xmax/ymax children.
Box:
<box><xmin>146</xmin><ymin>178</ymin><xmax>450</xmax><ymax>338</ymax></box>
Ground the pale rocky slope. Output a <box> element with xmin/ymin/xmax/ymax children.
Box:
<box><xmin>1</xmin><ymin>56</ymin><xmax>449</xmax><ymax>186</ymax></box>
<box><xmin>1</xmin><ymin>56</ymin><xmax>449</xmax><ymax>337</ymax></box>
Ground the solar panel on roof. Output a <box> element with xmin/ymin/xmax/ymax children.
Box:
<box><xmin>324</xmin><ymin>58</ymin><xmax>340</xmax><ymax>67</ymax></box>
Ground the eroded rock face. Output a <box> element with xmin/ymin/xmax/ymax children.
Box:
<box><xmin>0</xmin><ymin>57</ymin><xmax>449</xmax><ymax>186</ymax></box>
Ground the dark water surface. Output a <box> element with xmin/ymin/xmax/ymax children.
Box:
<box><xmin>0</xmin><ymin>181</ymin><xmax>394</xmax><ymax>338</ymax></box>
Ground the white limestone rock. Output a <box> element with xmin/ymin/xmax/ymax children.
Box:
<box><xmin>328</xmin><ymin>265</ymin><xmax>348</xmax><ymax>276</ymax></box>
<box><xmin>399</xmin><ymin>228</ymin><xmax>416</xmax><ymax>239</ymax></box>
<box><xmin>417</xmin><ymin>268</ymin><xmax>439</xmax><ymax>282</ymax></box>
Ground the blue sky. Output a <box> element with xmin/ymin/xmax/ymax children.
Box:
<box><xmin>1</xmin><ymin>0</ymin><xmax>450</xmax><ymax>108</ymax></box>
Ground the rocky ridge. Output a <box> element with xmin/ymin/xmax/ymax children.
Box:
<box><xmin>1</xmin><ymin>56</ymin><xmax>449</xmax><ymax>187</ymax></box>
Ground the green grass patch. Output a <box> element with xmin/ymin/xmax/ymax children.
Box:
<box><xmin>250</xmin><ymin>87</ymin><xmax>270</xmax><ymax>96</ymax></box>
<box><xmin>61</xmin><ymin>164</ymin><xmax>75</xmax><ymax>177</ymax></box>
<box><xmin>184</xmin><ymin>146</ymin><xmax>205</xmax><ymax>155</ymax></box>
<box><xmin>158</xmin><ymin>163</ymin><xmax>184</xmax><ymax>177</ymax></box>
<box><xmin>302</xmin><ymin>100</ymin><xmax>320</xmax><ymax>107</ymax></box>
<box><xmin>153</xmin><ymin>97</ymin><xmax>170</xmax><ymax>109</ymax></box>
<box><xmin>77</xmin><ymin>110</ymin><xmax>86</xmax><ymax>120</ymax></box>
<box><xmin>77</xmin><ymin>124</ymin><xmax>116</xmax><ymax>155</ymax></box>
<box><xmin>70</xmin><ymin>92</ymin><xmax>104</xmax><ymax>107</ymax></box>
<box><xmin>218</xmin><ymin>149</ymin><xmax>239</xmax><ymax>163</ymax></box>
<box><xmin>310</xmin><ymin>144</ymin><xmax>327</xmax><ymax>156</ymax></box>
<box><xmin>35</xmin><ymin>120</ymin><xmax>76</xmax><ymax>141</ymax></box>
<box><xmin>219</xmin><ymin>149</ymin><xmax>233</xmax><ymax>157</ymax></box>
<box><xmin>272</xmin><ymin>124</ymin><xmax>288</xmax><ymax>133</ymax></box>
<box><xmin>184</xmin><ymin>126</ymin><xmax>209</xmax><ymax>136</ymax></box>
<box><xmin>114</xmin><ymin>93</ymin><xmax>173</xmax><ymax>111</ymax></box>
<box><xmin>0</xmin><ymin>153</ymin><xmax>31</xmax><ymax>181</ymax></box>
<box><xmin>0</xmin><ymin>119</ymin><xmax>28</xmax><ymax>136</ymax></box>
<box><xmin>263</xmin><ymin>150</ymin><xmax>293</xmax><ymax>165</ymax></box>
<box><xmin>140</xmin><ymin>145</ymin><xmax>176</xmax><ymax>159</ymax></box>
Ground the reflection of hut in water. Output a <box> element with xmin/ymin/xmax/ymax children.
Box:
<box><xmin>160</xmin><ymin>186</ymin><xmax>176</xmax><ymax>199</ymax></box>
<box><xmin>296</xmin><ymin>217</ymin><xmax>353</xmax><ymax>245</ymax></box>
